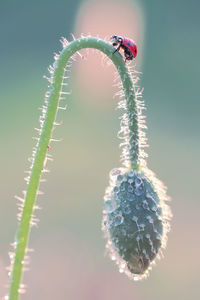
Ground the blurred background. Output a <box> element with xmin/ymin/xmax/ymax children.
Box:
<box><xmin>0</xmin><ymin>0</ymin><xmax>200</xmax><ymax>299</ymax></box>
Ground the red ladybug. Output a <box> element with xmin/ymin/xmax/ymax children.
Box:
<box><xmin>110</xmin><ymin>35</ymin><xmax>137</xmax><ymax>62</ymax></box>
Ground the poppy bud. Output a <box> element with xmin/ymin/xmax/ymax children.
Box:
<box><xmin>102</xmin><ymin>167</ymin><xmax>171</xmax><ymax>280</ymax></box>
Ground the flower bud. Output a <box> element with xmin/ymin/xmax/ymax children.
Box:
<box><xmin>102</xmin><ymin>167</ymin><xmax>171</xmax><ymax>280</ymax></box>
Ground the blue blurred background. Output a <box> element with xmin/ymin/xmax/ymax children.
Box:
<box><xmin>0</xmin><ymin>0</ymin><xmax>200</xmax><ymax>299</ymax></box>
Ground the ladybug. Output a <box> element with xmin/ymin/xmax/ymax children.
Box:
<box><xmin>110</xmin><ymin>35</ymin><xmax>137</xmax><ymax>62</ymax></box>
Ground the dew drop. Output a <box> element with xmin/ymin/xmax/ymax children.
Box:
<box><xmin>134</xmin><ymin>184</ymin><xmax>145</xmax><ymax>196</ymax></box>
<box><xmin>135</xmin><ymin>177</ymin><xmax>143</xmax><ymax>187</ymax></box>
<box><xmin>128</xmin><ymin>170</ymin><xmax>135</xmax><ymax>177</ymax></box>
<box><xmin>122</xmin><ymin>202</ymin><xmax>131</xmax><ymax>214</ymax></box>
<box><xmin>133</xmin><ymin>176</ymin><xmax>145</xmax><ymax>196</ymax></box>
<box><xmin>112</xmin><ymin>213</ymin><xmax>124</xmax><ymax>226</ymax></box>
<box><xmin>110</xmin><ymin>168</ymin><xmax>122</xmax><ymax>182</ymax></box>
<box><xmin>120</xmin><ymin>184</ymin><xmax>126</xmax><ymax>192</ymax></box>
<box><xmin>113</xmin><ymin>186</ymin><xmax>119</xmax><ymax>193</ymax></box>
<box><xmin>104</xmin><ymin>199</ymin><xmax>118</xmax><ymax>213</ymax></box>
<box><xmin>128</xmin><ymin>185</ymin><xmax>133</xmax><ymax>193</ymax></box>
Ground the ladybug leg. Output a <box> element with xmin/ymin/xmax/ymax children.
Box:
<box><xmin>113</xmin><ymin>44</ymin><xmax>121</xmax><ymax>54</ymax></box>
<box><xmin>113</xmin><ymin>39</ymin><xmax>124</xmax><ymax>54</ymax></box>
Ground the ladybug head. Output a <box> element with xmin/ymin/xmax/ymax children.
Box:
<box><xmin>110</xmin><ymin>35</ymin><xmax>119</xmax><ymax>46</ymax></box>
<box><xmin>110</xmin><ymin>35</ymin><xmax>123</xmax><ymax>46</ymax></box>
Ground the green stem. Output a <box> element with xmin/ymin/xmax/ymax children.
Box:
<box><xmin>8</xmin><ymin>37</ymin><xmax>139</xmax><ymax>300</ymax></box>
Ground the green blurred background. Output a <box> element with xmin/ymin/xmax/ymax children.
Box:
<box><xmin>0</xmin><ymin>0</ymin><xmax>200</xmax><ymax>299</ymax></box>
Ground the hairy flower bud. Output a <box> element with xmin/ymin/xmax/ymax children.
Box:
<box><xmin>102</xmin><ymin>167</ymin><xmax>171</xmax><ymax>280</ymax></box>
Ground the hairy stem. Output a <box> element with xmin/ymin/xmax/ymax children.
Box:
<box><xmin>8</xmin><ymin>37</ymin><xmax>139</xmax><ymax>300</ymax></box>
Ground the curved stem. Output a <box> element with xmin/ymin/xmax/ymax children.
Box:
<box><xmin>8</xmin><ymin>37</ymin><xmax>139</xmax><ymax>300</ymax></box>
